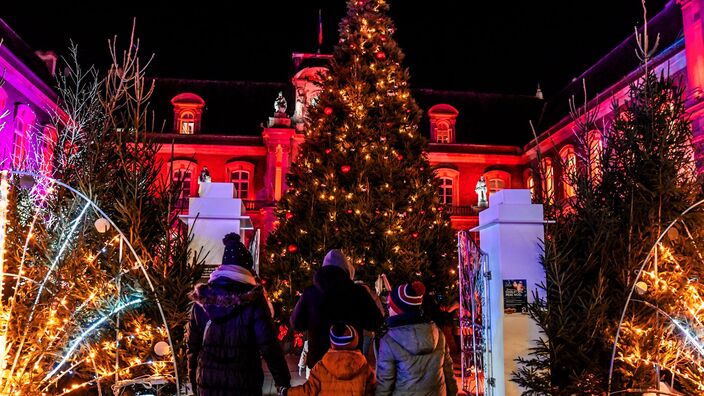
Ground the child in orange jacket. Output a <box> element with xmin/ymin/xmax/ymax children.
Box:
<box><xmin>285</xmin><ymin>323</ymin><xmax>375</xmax><ymax>396</ymax></box>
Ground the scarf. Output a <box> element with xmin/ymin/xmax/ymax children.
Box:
<box><xmin>209</xmin><ymin>264</ymin><xmax>256</xmax><ymax>286</ymax></box>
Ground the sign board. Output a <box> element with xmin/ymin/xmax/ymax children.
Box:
<box><xmin>503</xmin><ymin>279</ymin><xmax>527</xmax><ymax>314</ymax></box>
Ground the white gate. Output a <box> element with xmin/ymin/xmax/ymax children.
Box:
<box><xmin>458</xmin><ymin>231</ymin><xmax>493</xmax><ymax>396</ymax></box>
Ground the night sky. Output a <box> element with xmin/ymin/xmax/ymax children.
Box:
<box><xmin>2</xmin><ymin>0</ymin><xmax>672</xmax><ymax>98</ymax></box>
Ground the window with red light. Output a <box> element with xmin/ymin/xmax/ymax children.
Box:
<box><xmin>587</xmin><ymin>130</ymin><xmax>603</xmax><ymax>182</ymax></box>
<box><xmin>560</xmin><ymin>145</ymin><xmax>576</xmax><ymax>198</ymax></box>
<box><xmin>524</xmin><ymin>169</ymin><xmax>535</xmax><ymax>201</ymax></box>
<box><xmin>439</xmin><ymin>177</ymin><xmax>453</xmax><ymax>205</ymax></box>
<box><xmin>179</xmin><ymin>111</ymin><xmax>195</xmax><ymax>134</ymax></box>
<box><xmin>542</xmin><ymin>157</ymin><xmax>554</xmax><ymax>204</ymax></box>
<box><xmin>231</xmin><ymin>170</ymin><xmax>250</xmax><ymax>199</ymax></box>
<box><xmin>171</xmin><ymin>160</ymin><xmax>196</xmax><ymax>210</ymax></box>
<box><xmin>435</xmin><ymin>120</ymin><xmax>451</xmax><ymax>143</ymax></box>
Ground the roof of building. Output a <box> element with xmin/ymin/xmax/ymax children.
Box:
<box><xmin>148</xmin><ymin>78</ymin><xmax>291</xmax><ymax>136</ymax></box>
<box><xmin>149</xmin><ymin>77</ymin><xmax>544</xmax><ymax>147</ymax></box>
<box><xmin>536</xmin><ymin>0</ymin><xmax>684</xmax><ymax>131</ymax></box>
<box><xmin>414</xmin><ymin>89</ymin><xmax>544</xmax><ymax>146</ymax></box>
<box><xmin>0</xmin><ymin>18</ymin><xmax>56</xmax><ymax>98</ymax></box>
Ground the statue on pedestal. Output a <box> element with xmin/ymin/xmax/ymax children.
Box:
<box><xmin>199</xmin><ymin>166</ymin><xmax>211</xmax><ymax>183</ymax></box>
<box><xmin>475</xmin><ymin>175</ymin><xmax>488</xmax><ymax>207</ymax></box>
<box><xmin>274</xmin><ymin>91</ymin><xmax>287</xmax><ymax>115</ymax></box>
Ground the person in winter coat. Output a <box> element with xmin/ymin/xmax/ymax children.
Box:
<box><xmin>187</xmin><ymin>233</ymin><xmax>291</xmax><ymax>396</ymax></box>
<box><xmin>286</xmin><ymin>323</ymin><xmax>376</xmax><ymax>396</ymax></box>
<box><xmin>291</xmin><ymin>249</ymin><xmax>384</xmax><ymax>371</ymax></box>
<box><xmin>375</xmin><ymin>281</ymin><xmax>458</xmax><ymax>396</ymax></box>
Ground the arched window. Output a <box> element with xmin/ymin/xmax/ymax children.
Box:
<box><xmin>587</xmin><ymin>130</ymin><xmax>603</xmax><ymax>182</ymax></box>
<box><xmin>13</xmin><ymin>105</ymin><xmax>36</xmax><ymax>169</ymax></box>
<box><xmin>436</xmin><ymin>120</ymin><xmax>451</xmax><ymax>143</ymax></box>
<box><xmin>171</xmin><ymin>93</ymin><xmax>205</xmax><ymax>134</ymax></box>
<box><xmin>227</xmin><ymin>160</ymin><xmax>255</xmax><ymax>200</ymax></box>
<box><xmin>560</xmin><ymin>145</ymin><xmax>576</xmax><ymax>198</ymax></box>
<box><xmin>428</xmin><ymin>104</ymin><xmax>458</xmax><ymax>144</ymax></box>
<box><xmin>524</xmin><ymin>169</ymin><xmax>535</xmax><ymax>200</ymax></box>
<box><xmin>170</xmin><ymin>160</ymin><xmax>196</xmax><ymax>210</ymax></box>
<box><xmin>439</xmin><ymin>177</ymin><xmax>453</xmax><ymax>205</ymax></box>
<box><xmin>435</xmin><ymin>168</ymin><xmax>460</xmax><ymax>206</ymax></box>
<box><xmin>0</xmin><ymin>88</ymin><xmax>7</xmax><ymax>116</ymax></box>
<box><xmin>484</xmin><ymin>170</ymin><xmax>511</xmax><ymax>200</ymax></box>
<box><xmin>542</xmin><ymin>157</ymin><xmax>554</xmax><ymax>204</ymax></box>
<box><xmin>179</xmin><ymin>111</ymin><xmax>195</xmax><ymax>134</ymax></box>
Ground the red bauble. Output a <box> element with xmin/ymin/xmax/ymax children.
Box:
<box><xmin>287</xmin><ymin>244</ymin><xmax>298</xmax><ymax>253</ymax></box>
<box><xmin>412</xmin><ymin>232</ymin><xmax>419</xmax><ymax>238</ymax></box>
<box><xmin>397</xmin><ymin>154</ymin><xmax>404</xmax><ymax>160</ymax></box>
<box><xmin>346</xmin><ymin>209</ymin><xmax>353</xmax><ymax>214</ymax></box>
<box><xmin>285</xmin><ymin>212</ymin><xmax>294</xmax><ymax>220</ymax></box>
<box><xmin>341</xmin><ymin>165</ymin><xmax>351</xmax><ymax>174</ymax></box>
<box><xmin>325</xmin><ymin>148</ymin><xmax>332</xmax><ymax>154</ymax></box>
<box><xmin>375</xmin><ymin>51</ymin><xmax>387</xmax><ymax>60</ymax></box>
<box><xmin>357</xmin><ymin>0</ymin><xmax>364</xmax><ymax>5</ymax></box>
<box><xmin>324</xmin><ymin>107</ymin><xmax>333</xmax><ymax>115</ymax></box>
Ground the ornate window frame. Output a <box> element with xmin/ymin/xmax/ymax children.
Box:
<box><xmin>559</xmin><ymin>144</ymin><xmax>577</xmax><ymax>198</ymax></box>
<box><xmin>171</xmin><ymin>93</ymin><xmax>205</xmax><ymax>134</ymax></box>
<box><xmin>428</xmin><ymin>104</ymin><xmax>459</xmax><ymax>144</ymax></box>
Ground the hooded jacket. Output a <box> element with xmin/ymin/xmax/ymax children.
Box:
<box><xmin>288</xmin><ymin>350</ymin><xmax>376</xmax><ymax>396</ymax></box>
<box><xmin>375</xmin><ymin>317</ymin><xmax>458</xmax><ymax>396</ymax></box>
<box><xmin>187</xmin><ymin>278</ymin><xmax>290</xmax><ymax>396</ymax></box>
<box><xmin>291</xmin><ymin>266</ymin><xmax>384</xmax><ymax>369</ymax></box>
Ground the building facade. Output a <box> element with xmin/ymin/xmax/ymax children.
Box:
<box><xmin>2</xmin><ymin>0</ymin><xmax>703</xmax><ymax>246</ymax></box>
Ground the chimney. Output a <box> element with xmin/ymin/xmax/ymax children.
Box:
<box><xmin>35</xmin><ymin>50</ymin><xmax>58</xmax><ymax>77</ymax></box>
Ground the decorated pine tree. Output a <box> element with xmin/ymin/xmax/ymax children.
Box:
<box><xmin>265</xmin><ymin>0</ymin><xmax>455</xmax><ymax>312</ymax></box>
<box><xmin>514</xmin><ymin>18</ymin><xmax>704</xmax><ymax>394</ymax></box>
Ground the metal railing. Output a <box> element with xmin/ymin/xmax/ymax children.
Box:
<box><xmin>446</xmin><ymin>205</ymin><xmax>477</xmax><ymax>216</ymax></box>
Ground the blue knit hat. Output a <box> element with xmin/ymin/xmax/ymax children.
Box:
<box><xmin>222</xmin><ymin>233</ymin><xmax>253</xmax><ymax>270</ymax></box>
<box><xmin>329</xmin><ymin>323</ymin><xmax>358</xmax><ymax>350</ymax></box>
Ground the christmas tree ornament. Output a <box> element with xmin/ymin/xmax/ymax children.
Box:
<box><xmin>341</xmin><ymin>165</ymin><xmax>351</xmax><ymax>173</ymax></box>
<box><xmin>94</xmin><ymin>217</ymin><xmax>111</xmax><ymax>233</ymax></box>
<box><xmin>285</xmin><ymin>212</ymin><xmax>294</xmax><ymax>220</ymax></box>
<box><xmin>154</xmin><ymin>341</ymin><xmax>171</xmax><ymax>356</ymax></box>
<box><xmin>375</xmin><ymin>51</ymin><xmax>387</xmax><ymax>60</ymax></box>
<box><xmin>19</xmin><ymin>174</ymin><xmax>35</xmax><ymax>189</ymax></box>
<box><xmin>324</xmin><ymin>107</ymin><xmax>333</xmax><ymax>115</ymax></box>
<box><xmin>635</xmin><ymin>281</ymin><xmax>648</xmax><ymax>296</ymax></box>
<box><xmin>287</xmin><ymin>244</ymin><xmax>298</xmax><ymax>253</ymax></box>
<box><xmin>325</xmin><ymin>148</ymin><xmax>332</xmax><ymax>154</ymax></box>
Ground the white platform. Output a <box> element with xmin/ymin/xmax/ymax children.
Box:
<box><xmin>180</xmin><ymin>182</ymin><xmax>253</xmax><ymax>266</ymax></box>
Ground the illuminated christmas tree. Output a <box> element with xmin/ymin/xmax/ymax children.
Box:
<box><xmin>265</xmin><ymin>0</ymin><xmax>455</xmax><ymax>312</ymax></box>
<box><xmin>0</xmin><ymin>31</ymin><xmax>202</xmax><ymax>394</ymax></box>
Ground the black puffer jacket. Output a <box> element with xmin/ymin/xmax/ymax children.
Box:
<box><xmin>187</xmin><ymin>278</ymin><xmax>290</xmax><ymax>396</ymax></box>
<box><xmin>291</xmin><ymin>266</ymin><xmax>384</xmax><ymax>369</ymax></box>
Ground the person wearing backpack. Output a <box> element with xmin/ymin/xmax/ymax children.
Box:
<box><xmin>187</xmin><ymin>233</ymin><xmax>290</xmax><ymax>396</ymax></box>
<box><xmin>375</xmin><ymin>281</ymin><xmax>458</xmax><ymax>396</ymax></box>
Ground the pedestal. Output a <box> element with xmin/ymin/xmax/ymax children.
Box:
<box><xmin>474</xmin><ymin>189</ymin><xmax>545</xmax><ymax>396</ymax></box>
<box><xmin>180</xmin><ymin>182</ymin><xmax>253</xmax><ymax>278</ymax></box>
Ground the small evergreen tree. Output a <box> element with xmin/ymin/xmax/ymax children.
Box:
<box><xmin>513</xmin><ymin>25</ymin><xmax>704</xmax><ymax>395</ymax></box>
<box><xmin>265</xmin><ymin>0</ymin><xmax>455</xmax><ymax>313</ymax></box>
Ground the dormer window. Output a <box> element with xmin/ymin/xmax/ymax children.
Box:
<box><xmin>436</xmin><ymin>120</ymin><xmax>451</xmax><ymax>143</ymax></box>
<box><xmin>179</xmin><ymin>111</ymin><xmax>195</xmax><ymax>134</ymax></box>
<box><xmin>171</xmin><ymin>93</ymin><xmax>205</xmax><ymax>134</ymax></box>
<box><xmin>428</xmin><ymin>104</ymin><xmax>459</xmax><ymax>144</ymax></box>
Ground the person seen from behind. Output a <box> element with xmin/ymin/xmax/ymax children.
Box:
<box><xmin>186</xmin><ymin>233</ymin><xmax>290</xmax><ymax>396</ymax></box>
<box><xmin>375</xmin><ymin>281</ymin><xmax>458</xmax><ymax>396</ymax></box>
<box><xmin>285</xmin><ymin>323</ymin><xmax>376</xmax><ymax>395</ymax></box>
